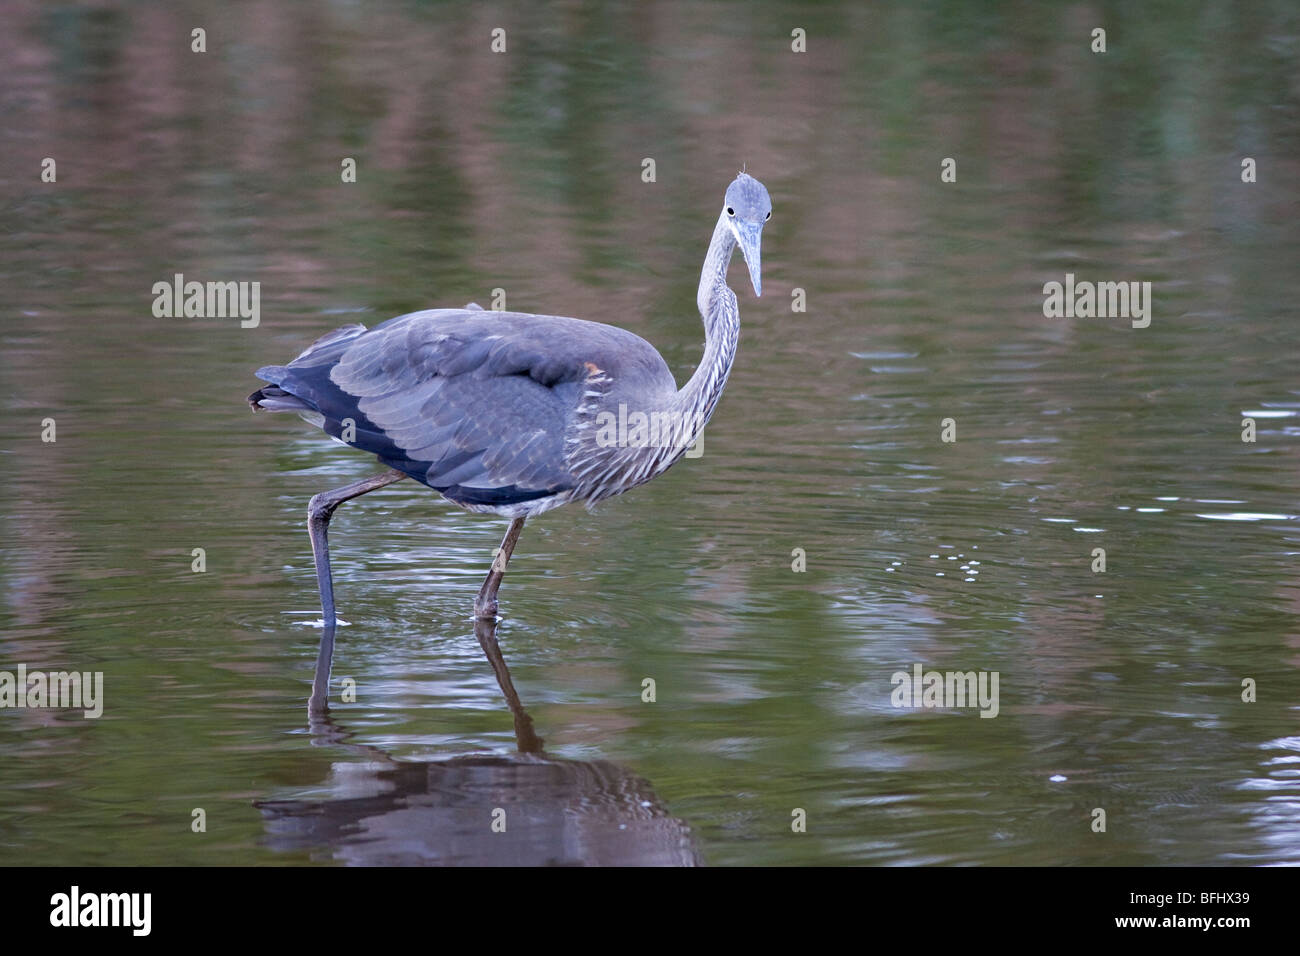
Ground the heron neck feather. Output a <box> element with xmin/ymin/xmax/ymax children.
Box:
<box><xmin>673</xmin><ymin>211</ymin><xmax>741</xmax><ymax>437</ymax></box>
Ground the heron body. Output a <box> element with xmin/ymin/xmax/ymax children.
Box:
<box><xmin>250</xmin><ymin>172</ymin><xmax>771</xmax><ymax>713</ymax></box>
<box><xmin>254</xmin><ymin>309</ymin><xmax>690</xmax><ymax>517</ymax></box>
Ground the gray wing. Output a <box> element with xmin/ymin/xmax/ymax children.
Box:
<box><xmin>255</xmin><ymin>309</ymin><xmax>677</xmax><ymax>509</ymax></box>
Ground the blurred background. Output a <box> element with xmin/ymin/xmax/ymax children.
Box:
<box><xmin>1</xmin><ymin>0</ymin><xmax>1299</xmax><ymax>865</ymax></box>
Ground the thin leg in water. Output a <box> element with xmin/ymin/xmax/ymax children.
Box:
<box><xmin>307</xmin><ymin>468</ymin><xmax>407</xmax><ymax>714</ymax></box>
<box><xmin>475</xmin><ymin>517</ymin><xmax>526</xmax><ymax>620</ymax></box>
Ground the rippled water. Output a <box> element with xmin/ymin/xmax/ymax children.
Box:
<box><xmin>2</xmin><ymin>1</ymin><xmax>1299</xmax><ymax>865</ymax></box>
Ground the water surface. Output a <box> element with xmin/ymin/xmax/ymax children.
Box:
<box><xmin>1</xmin><ymin>1</ymin><xmax>1299</xmax><ymax>865</ymax></box>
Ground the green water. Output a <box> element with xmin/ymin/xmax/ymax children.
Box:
<box><xmin>1</xmin><ymin>1</ymin><xmax>1298</xmax><ymax>865</ymax></box>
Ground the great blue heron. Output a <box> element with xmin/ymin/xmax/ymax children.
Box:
<box><xmin>250</xmin><ymin>172</ymin><xmax>771</xmax><ymax>713</ymax></box>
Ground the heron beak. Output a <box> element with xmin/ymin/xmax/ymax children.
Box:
<box><xmin>730</xmin><ymin>220</ymin><xmax>763</xmax><ymax>297</ymax></box>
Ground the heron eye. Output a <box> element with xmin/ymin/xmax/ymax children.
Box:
<box><xmin>765</xmin><ymin>211</ymin><xmax>771</xmax><ymax>220</ymax></box>
<box><xmin>726</xmin><ymin>207</ymin><xmax>735</xmax><ymax>216</ymax></box>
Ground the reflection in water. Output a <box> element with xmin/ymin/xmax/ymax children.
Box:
<box><xmin>257</xmin><ymin>618</ymin><xmax>699</xmax><ymax>866</ymax></box>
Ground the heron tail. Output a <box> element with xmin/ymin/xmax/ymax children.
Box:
<box><xmin>248</xmin><ymin>383</ymin><xmax>311</xmax><ymax>412</ymax></box>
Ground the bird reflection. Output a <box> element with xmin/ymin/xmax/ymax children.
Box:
<box><xmin>256</xmin><ymin>617</ymin><xmax>700</xmax><ymax>866</ymax></box>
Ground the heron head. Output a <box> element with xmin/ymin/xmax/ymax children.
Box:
<box><xmin>724</xmin><ymin>172</ymin><xmax>771</xmax><ymax>297</ymax></box>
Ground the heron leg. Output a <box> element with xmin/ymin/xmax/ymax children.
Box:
<box><xmin>306</xmin><ymin>468</ymin><xmax>407</xmax><ymax>714</ymax></box>
<box><xmin>475</xmin><ymin>517</ymin><xmax>526</xmax><ymax>620</ymax></box>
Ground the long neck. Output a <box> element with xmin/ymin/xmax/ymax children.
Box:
<box><xmin>673</xmin><ymin>212</ymin><xmax>740</xmax><ymax>434</ymax></box>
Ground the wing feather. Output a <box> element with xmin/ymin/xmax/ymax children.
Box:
<box><xmin>254</xmin><ymin>309</ymin><xmax>677</xmax><ymax>508</ymax></box>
